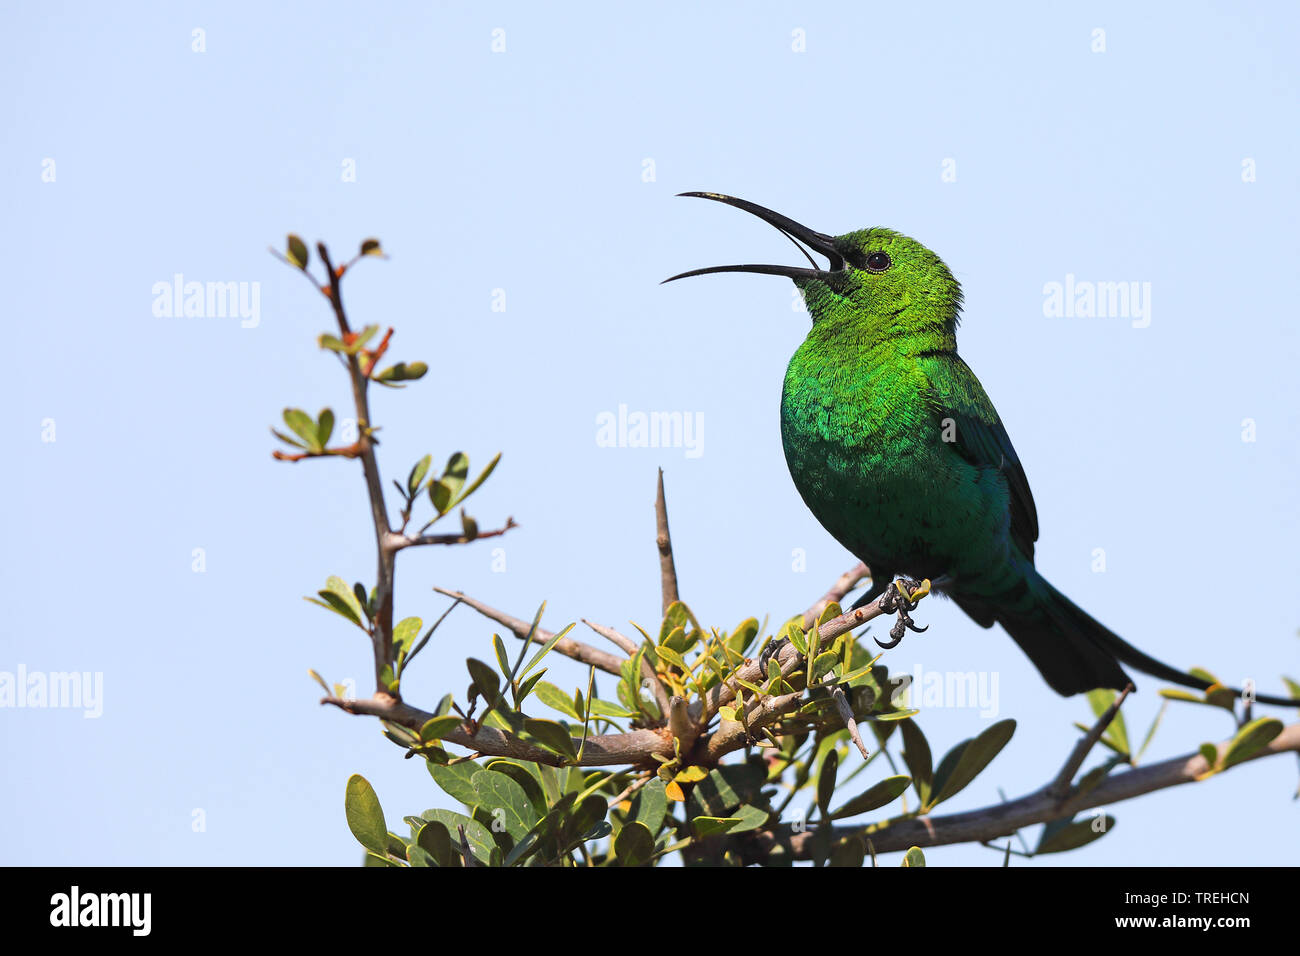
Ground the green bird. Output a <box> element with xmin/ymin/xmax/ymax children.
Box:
<box><xmin>667</xmin><ymin>192</ymin><xmax>1292</xmax><ymax>705</ymax></box>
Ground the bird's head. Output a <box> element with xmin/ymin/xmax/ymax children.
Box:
<box><xmin>664</xmin><ymin>192</ymin><xmax>963</xmax><ymax>342</ymax></box>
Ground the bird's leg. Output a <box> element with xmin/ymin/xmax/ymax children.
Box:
<box><xmin>757</xmin><ymin>636</ymin><xmax>788</xmax><ymax>674</ymax></box>
<box><xmin>848</xmin><ymin>576</ymin><xmax>890</xmax><ymax>611</ymax></box>
<box><xmin>874</xmin><ymin>577</ymin><xmax>931</xmax><ymax>649</ymax></box>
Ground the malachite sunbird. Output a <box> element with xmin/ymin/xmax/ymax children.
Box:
<box><xmin>667</xmin><ymin>192</ymin><xmax>1292</xmax><ymax>706</ymax></box>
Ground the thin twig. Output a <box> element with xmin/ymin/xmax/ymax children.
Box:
<box><xmin>742</xmin><ymin>721</ymin><xmax>1300</xmax><ymax>861</ymax></box>
<box><xmin>316</xmin><ymin>243</ymin><xmax>396</xmax><ymax>693</ymax></box>
<box><xmin>583</xmin><ymin>619</ymin><xmax>672</xmax><ymax>718</ymax></box>
<box><xmin>322</xmin><ymin>693</ymin><xmax>674</xmax><ymax>766</ymax></box>
<box><xmin>1048</xmin><ymin>684</ymin><xmax>1133</xmax><ymax>800</ymax></box>
<box><xmin>655</xmin><ymin>469</ymin><xmax>679</xmax><ymax>614</ymax></box>
<box><xmin>702</xmin><ymin>692</ymin><xmax>806</xmax><ymax>760</ymax></box>
<box><xmin>432</xmin><ymin>587</ymin><xmax>625</xmax><ymax>676</ymax></box>
<box><xmin>827</xmin><ymin>681</ymin><xmax>871</xmax><ymax>759</ymax></box>
<box><xmin>607</xmin><ymin>772</ymin><xmax>654</xmax><ymax>810</ymax></box>
<box><xmin>385</xmin><ymin>518</ymin><xmax>517</xmax><ymax>551</ymax></box>
<box><xmin>803</xmin><ymin>562</ymin><xmax>871</xmax><ymax>629</ymax></box>
<box><xmin>582</xmin><ymin>619</ymin><xmax>638</xmax><ymax>655</ymax></box>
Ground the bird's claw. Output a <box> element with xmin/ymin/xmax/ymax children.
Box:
<box><xmin>757</xmin><ymin>636</ymin><xmax>790</xmax><ymax>674</ymax></box>
<box><xmin>874</xmin><ymin>578</ymin><xmax>931</xmax><ymax>649</ymax></box>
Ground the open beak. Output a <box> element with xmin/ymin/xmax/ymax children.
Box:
<box><xmin>662</xmin><ymin>192</ymin><xmax>845</xmax><ymax>284</ymax></box>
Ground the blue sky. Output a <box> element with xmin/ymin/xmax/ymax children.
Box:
<box><xmin>2</xmin><ymin>1</ymin><xmax>1297</xmax><ymax>866</ymax></box>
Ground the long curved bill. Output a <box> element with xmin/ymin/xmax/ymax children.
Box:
<box><xmin>662</xmin><ymin>192</ymin><xmax>844</xmax><ymax>283</ymax></box>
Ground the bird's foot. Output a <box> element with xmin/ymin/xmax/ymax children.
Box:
<box><xmin>875</xmin><ymin>577</ymin><xmax>931</xmax><ymax>649</ymax></box>
<box><xmin>756</xmin><ymin>636</ymin><xmax>790</xmax><ymax>674</ymax></box>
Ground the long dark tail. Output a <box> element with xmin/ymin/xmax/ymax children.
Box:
<box><xmin>951</xmin><ymin>566</ymin><xmax>1297</xmax><ymax>707</ymax></box>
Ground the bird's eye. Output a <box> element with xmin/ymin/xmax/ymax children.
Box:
<box><xmin>864</xmin><ymin>251</ymin><xmax>891</xmax><ymax>272</ymax></box>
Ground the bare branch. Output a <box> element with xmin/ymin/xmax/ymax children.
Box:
<box><xmin>433</xmin><ymin>587</ymin><xmax>625</xmax><ymax>676</ymax></box>
<box><xmin>744</xmin><ymin>722</ymin><xmax>1300</xmax><ymax>860</ymax></box>
<box><xmin>317</xmin><ymin>242</ymin><xmax>395</xmax><ymax>692</ymax></box>
<box><xmin>655</xmin><ymin>469</ymin><xmax>679</xmax><ymax>614</ymax></box>
<box><xmin>583</xmin><ymin>619</ymin><xmax>672</xmax><ymax>718</ymax></box>
<box><xmin>803</xmin><ymin>562</ymin><xmax>871</xmax><ymax>629</ymax></box>
<box><xmin>581</xmin><ymin>619</ymin><xmax>638</xmax><ymax>656</ymax></box>
<box><xmin>385</xmin><ymin>518</ymin><xmax>517</xmax><ymax>552</ymax></box>
<box><xmin>701</xmin><ymin>692</ymin><xmax>805</xmax><ymax>761</ymax></box>
<box><xmin>827</xmin><ymin>680</ymin><xmax>871</xmax><ymax>759</ymax></box>
<box><xmin>322</xmin><ymin>693</ymin><xmax>673</xmax><ymax>767</ymax></box>
<box><xmin>1048</xmin><ymin>684</ymin><xmax>1133</xmax><ymax>800</ymax></box>
<box><xmin>691</xmin><ymin>585</ymin><xmax>903</xmax><ymax>727</ymax></box>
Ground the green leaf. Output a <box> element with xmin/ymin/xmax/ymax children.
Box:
<box><xmin>1222</xmin><ymin>716</ymin><xmax>1284</xmax><ymax>769</ymax></box>
<box><xmin>522</xmin><ymin>718</ymin><xmax>578</xmax><ymax>761</ymax></box>
<box><xmin>375</xmin><ymin>361</ymin><xmax>428</xmax><ymax>384</ymax></box>
<box><xmin>614</xmin><ymin>820</ymin><xmax>655</xmax><ymax>866</ymax></box>
<box><xmin>466</xmin><ymin>658</ymin><xmax>501</xmax><ymax>707</ymax></box>
<box><xmin>831</xmin><ymin>775</ymin><xmax>912</xmax><ymax>820</ymax></box>
<box><xmin>1198</xmin><ymin>742</ymin><xmax>1219</xmax><ymax>770</ymax></box>
<box><xmin>873</xmin><ymin>708</ymin><xmax>920</xmax><ymax>722</ymax></box>
<box><xmin>457</xmin><ymin>451</ymin><xmax>501</xmax><ymax>505</ymax></box>
<box><xmin>428</xmin><ymin>761</ymin><xmax>481</xmax><ymax>808</ymax></box>
<box><xmin>316</xmin><ymin>408</ymin><xmax>334</xmax><ymax>447</ymax></box>
<box><xmin>658</xmin><ymin>602</ymin><xmax>691</xmax><ymax>645</ymax></box>
<box><xmin>305</xmin><ymin>595</ymin><xmax>362</xmax><ymax>627</ymax></box>
<box><xmin>691</xmin><ymin>815</ymin><xmax>743</xmax><ymax>838</ymax></box>
<box><xmin>431</xmin><ymin>453</ymin><xmax>469</xmax><ymax>514</ymax></box>
<box><xmin>901</xmin><ymin>846</ymin><xmax>926</xmax><ymax>867</ymax></box>
<box><xmin>519</xmin><ymin>621</ymin><xmax>574</xmax><ymax>682</ymax></box>
<box><xmin>461</xmin><ymin>510</ymin><xmax>478</xmax><ymax>541</ymax></box>
<box><xmin>419</xmin><ymin>715</ymin><xmax>463</xmax><ymax>743</ymax></box>
<box><xmin>283</xmin><ymin>408</ymin><xmax>321</xmax><ymax>452</ymax></box>
<box><xmin>534</xmin><ymin>681</ymin><xmax>583</xmax><ymax>720</ymax></box>
<box><xmin>286</xmin><ymin>234</ymin><xmax>309</xmax><ymax>269</ymax></box>
<box><xmin>492</xmin><ymin>634</ymin><xmax>512</xmax><ymax>682</ymax></box>
<box><xmin>360</xmin><ymin>238</ymin><xmax>383</xmax><ymax>257</ymax></box>
<box><xmin>419</xmin><ymin>809</ymin><xmax>495</xmax><ymax>865</ymax></box>
<box><xmin>393</xmin><ymin>616</ymin><xmax>422</xmax><ymax>662</ymax></box>
<box><xmin>929</xmin><ymin>719</ymin><xmax>1016</xmax><ymax>808</ymax></box>
<box><xmin>323</xmin><ymin>575</ymin><xmax>364</xmax><ymax>623</ymax></box>
<box><xmin>515</xmin><ymin>670</ymin><xmax>548</xmax><ymax>704</ymax></box>
<box><xmin>817</xmin><ymin>602</ymin><xmax>842</xmax><ymax>628</ymax></box>
<box><xmin>588</xmin><ymin>698</ymin><xmax>638</xmax><ymax>719</ymax></box>
<box><xmin>344</xmin><ymin>774</ymin><xmax>388</xmax><ymax>856</ymax></box>
<box><xmin>726</xmin><ymin>618</ymin><xmax>760</xmax><ymax>657</ymax></box>
<box><xmin>270</xmin><ymin>427</ymin><xmax>307</xmax><ymax>449</ymax></box>
<box><xmin>485</xmin><ymin>761</ymin><xmax>548</xmax><ymax>819</ymax></box>
<box><xmin>624</xmin><ymin>779</ymin><xmax>667</xmax><ymax>834</ymax></box>
<box><xmin>1086</xmin><ymin>689</ymin><xmax>1130</xmax><ymax>755</ymax></box>
<box><xmin>723</xmin><ymin>802</ymin><xmax>769</xmax><ymax>834</ymax></box>
<box><xmin>407</xmin><ymin>454</ymin><xmax>432</xmax><ymax>497</ymax></box>
<box><xmin>686</xmin><ymin>761</ymin><xmax>766</xmax><ymax>819</ymax></box>
<box><xmin>829</xmin><ymin>835</ymin><xmax>866</xmax><ymax>868</ymax></box>
<box><xmin>1158</xmin><ymin>689</ymin><xmax>1208</xmax><ymax>704</ymax></box>
<box><xmin>414</xmin><ymin>821</ymin><xmax>455</xmax><ymax>867</ymax></box>
<box><xmin>471</xmin><ymin>769</ymin><xmax>538</xmax><ymax>840</ymax></box>
<box><xmin>656</xmin><ymin>645</ymin><xmax>688</xmax><ymax>672</ymax></box>
<box><xmin>817</xmin><ymin>748</ymin><xmax>839</xmax><ymax>818</ymax></box>
<box><xmin>899</xmin><ymin>719</ymin><xmax>933</xmax><ymax>806</ymax></box>
<box><xmin>1037</xmin><ymin>814</ymin><xmax>1115</xmax><ymax>854</ymax></box>
<box><xmin>1136</xmin><ymin>700</ymin><xmax>1168</xmax><ymax>762</ymax></box>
